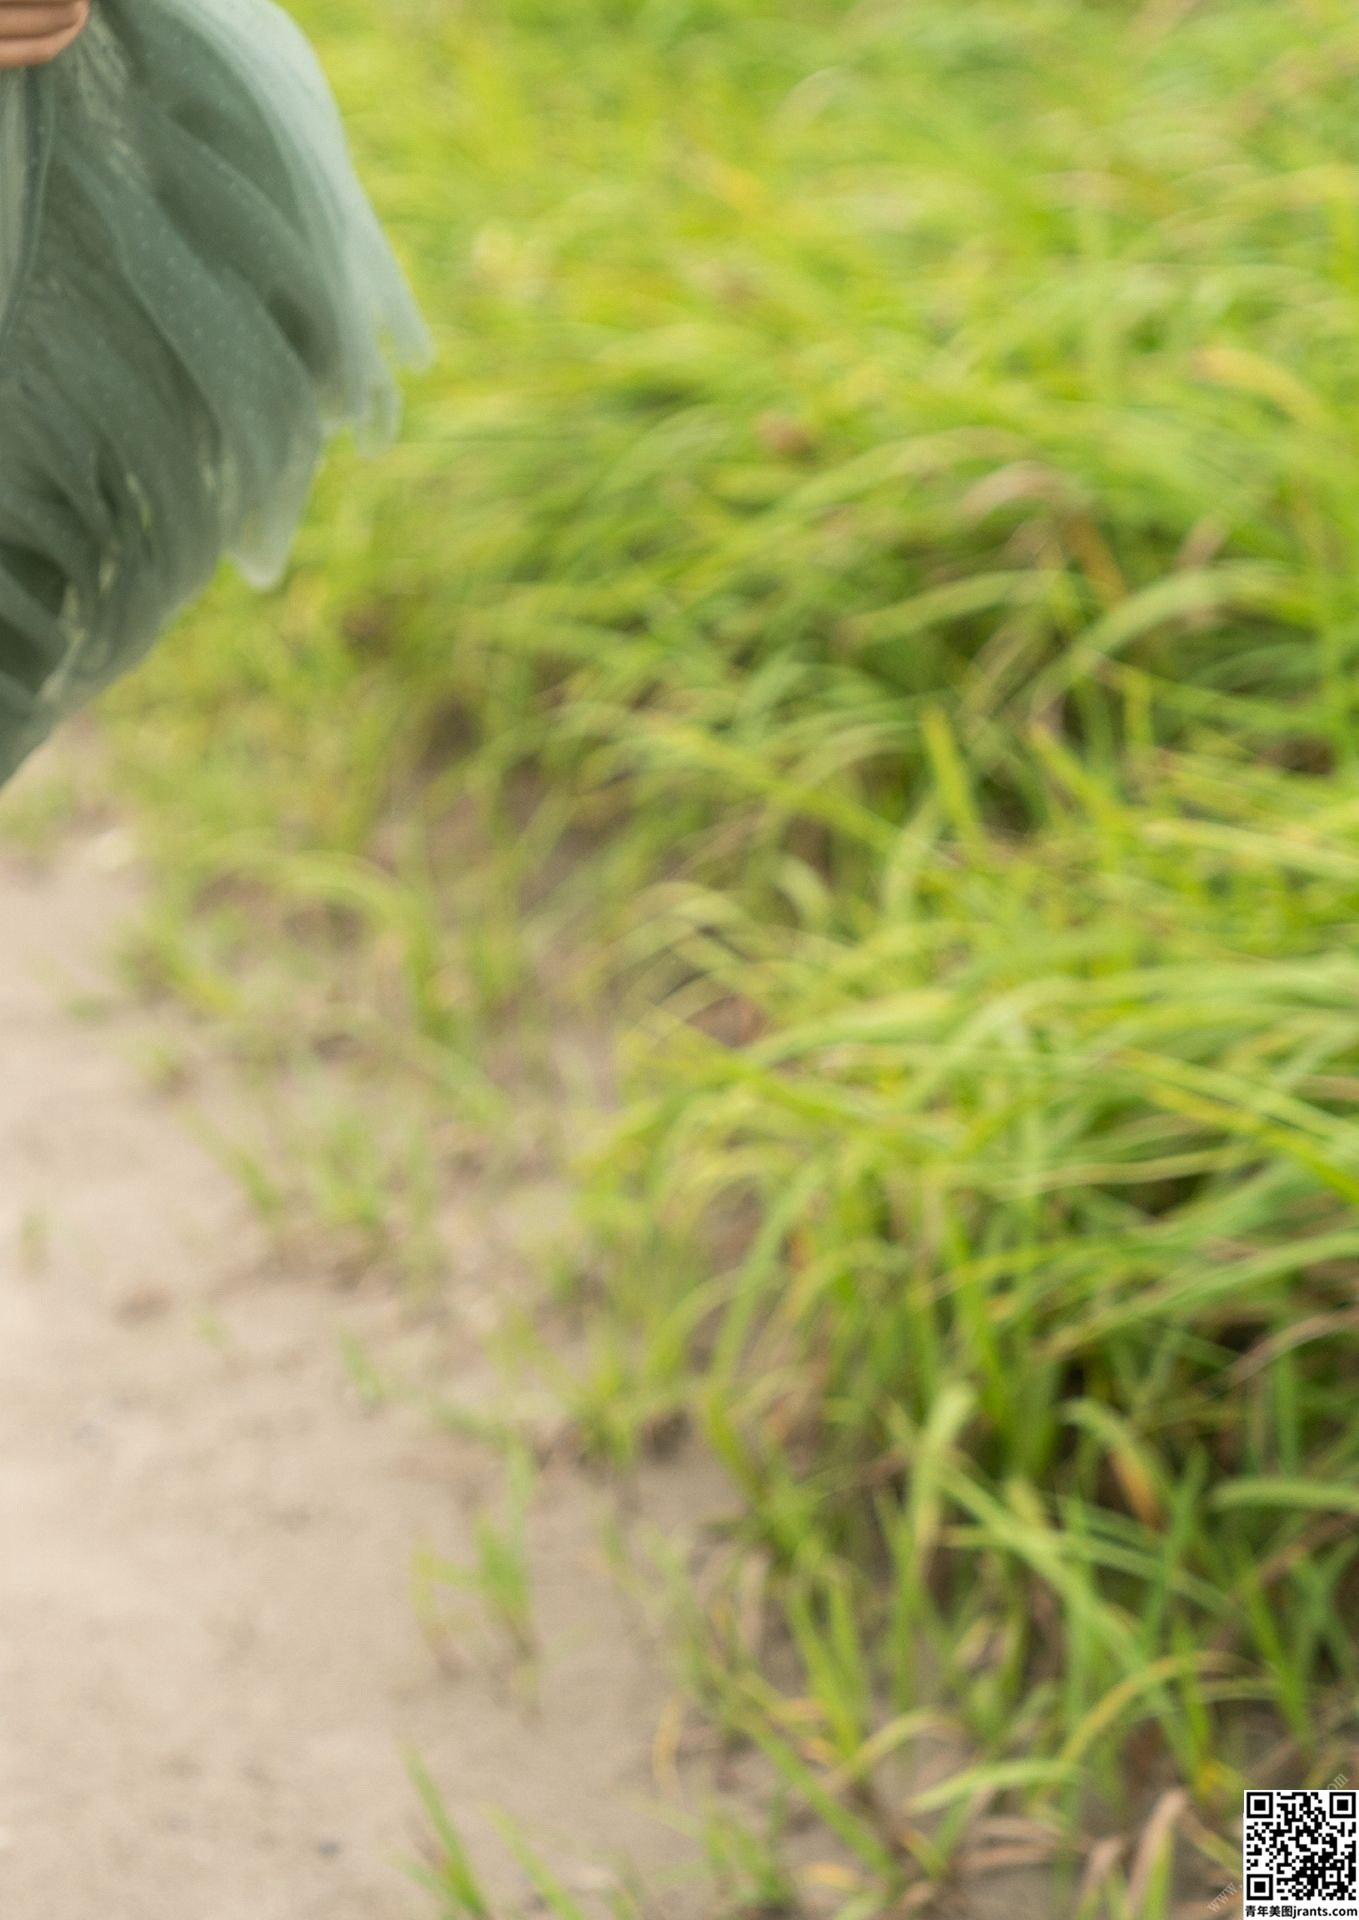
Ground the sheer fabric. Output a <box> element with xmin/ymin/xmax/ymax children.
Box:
<box><xmin>0</xmin><ymin>0</ymin><xmax>428</xmax><ymax>784</ymax></box>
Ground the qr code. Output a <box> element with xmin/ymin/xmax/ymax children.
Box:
<box><xmin>1243</xmin><ymin>1791</ymin><xmax>1359</xmax><ymax>1917</ymax></box>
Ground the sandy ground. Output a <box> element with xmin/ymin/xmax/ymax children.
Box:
<box><xmin>0</xmin><ymin>815</ymin><xmax>716</xmax><ymax>1919</ymax></box>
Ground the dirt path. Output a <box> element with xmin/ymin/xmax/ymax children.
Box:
<box><xmin>0</xmin><ymin>813</ymin><xmax>711</xmax><ymax>1919</ymax></box>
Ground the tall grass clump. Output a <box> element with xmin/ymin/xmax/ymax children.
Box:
<box><xmin>580</xmin><ymin>738</ymin><xmax>1359</xmax><ymax>1902</ymax></box>
<box><xmin>96</xmin><ymin>0</ymin><xmax>1359</xmax><ymax>1903</ymax></box>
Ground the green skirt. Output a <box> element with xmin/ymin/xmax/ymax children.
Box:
<box><xmin>0</xmin><ymin>0</ymin><xmax>428</xmax><ymax>785</ymax></box>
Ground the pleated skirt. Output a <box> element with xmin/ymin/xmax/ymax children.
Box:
<box><xmin>0</xmin><ymin>0</ymin><xmax>428</xmax><ymax>784</ymax></box>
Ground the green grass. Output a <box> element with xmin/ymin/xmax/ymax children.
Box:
<box><xmin>412</xmin><ymin>1442</ymin><xmax>538</xmax><ymax>1667</ymax></box>
<box><xmin>95</xmin><ymin>0</ymin><xmax>1359</xmax><ymax>1908</ymax></box>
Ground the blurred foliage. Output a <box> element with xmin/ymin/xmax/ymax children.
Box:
<box><xmin>103</xmin><ymin>0</ymin><xmax>1359</xmax><ymax>1909</ymax></box>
